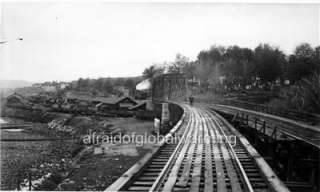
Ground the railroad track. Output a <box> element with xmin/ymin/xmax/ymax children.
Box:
<box><xmin>106</xmin><ymin>104</ymin><xmax>289</xmax><ymax>192</ymax></box>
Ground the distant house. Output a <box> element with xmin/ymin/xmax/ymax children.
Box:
<box><xmin>64</xmin><ymin>93</ymin><xmax>137</xmax><ymax>112</ymax></box>
<box><xmin>129</xmin><ymin>100</ymin><xmax>154</xmax><ymax>111</ymax></box>
<box><xmin>114</xmin><ymin>86</ymin><xmax>130</xmax><ymax>97</ymax></box>
<box><xmin>42</xmin><ymin>85</ymin><xmax>57</xmax><ymax>92</ymax></box>
<box><xmin>5</xmin><ymin>93</ymin><xmax>31</xmax><ymax>108</ymax></box>
<box><xmin>32</xmin><ymin>83</ymin><xmax>41</xmax><ymax>88</ymax></box>
<box><xmin>129</xmin><ymin>101</ymin><xmax>147</xmax><ymax>111</ymax></box>
<box><xmin>96</xmin><ymin>96</ymin><xmax>138</xmax><ymax>112</ymax></box>
<box><xmin>117</xmin><ymin>97</ymin><xmax>137</xmax><ymax>108</ymax></box>
<box><xmin>59</xmin><ymin>83</ymin><xmax>70</xmax><ymax>89</ymax></box>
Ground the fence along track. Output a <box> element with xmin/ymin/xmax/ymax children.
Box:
<box><xmin>206</xmin><ymin>108</ymin><xmax>290</xmax><ymax>192</ymax></box>
<box><xmin>209</xmin><ymin>103</ymin><xmax>320</xmax><ymax>149</ymax></box>
<box><xmin>105</xmin><ymin>105</ymin><xmax>290</xmax><ymax>192</ymax></box>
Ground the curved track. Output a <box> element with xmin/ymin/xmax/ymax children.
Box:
<box><xmin>106</xmin><ymin>104</ymin><xmax>289</xmax><ymax>192</ymax></box>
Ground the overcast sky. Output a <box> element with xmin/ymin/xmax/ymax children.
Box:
<box><xmin>0</xmin><ymin>2</ymin><xmax>319</xmax><ymax>82</ymax></box>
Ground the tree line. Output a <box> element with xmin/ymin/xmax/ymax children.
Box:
<box><xmin>142</xmin><ymin>43</ymin><xmax>319</xmax><ymax>112</ymax></box>
<box><xmin>143</xmin><ymin>43</ymin><xmax>319</xmax><ymax>92</ymax></box>
<box><xmin>64</xmin><ymin>77</ymin><xmax>141</xmax><ymax>97</ymax></box>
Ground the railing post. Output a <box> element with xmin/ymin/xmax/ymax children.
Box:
<box><xmin>261</xmin><ymin>121</ymin><xmax>266</xmax><ymax>134</ymax></box>
<box><xmin>16</xmin><ymin>172</ymin><xmax>21</xmax><ymax>191</ymax></box>
<box><xmin>271</xmin><ymin>126</ymin><xmax>277</xmax><ymax>139</ymax></box>
<box><xmin>28</xmin><ymin>172</ymin><xmax>32</xmax><ymax>191</ymax></box>
<box><xmin>254</xmin><ymin>118</ymin><xmax>257</xmax><ymax>129</ymax></box>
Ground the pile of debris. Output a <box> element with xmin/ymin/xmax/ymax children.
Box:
<box><xmin>48</xmin><ymin>119</ymin><xmax>74</xmax><ymax>134</ymax></box>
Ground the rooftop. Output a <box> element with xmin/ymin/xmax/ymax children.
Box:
<box><xmin>66</xmin><ymin>93</ymin><xmax>137</xmax><ymax>105</ymax></box>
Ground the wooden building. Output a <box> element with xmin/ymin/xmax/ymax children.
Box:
<box><xmin>5</xmin><ymin>93</ymin><xmax>32</xmax><ymax>109</ymax></box>
<box><xmin>95</xmin><ymin>96</ymin><xmax>138</xmax><ymax>112</ymax></box>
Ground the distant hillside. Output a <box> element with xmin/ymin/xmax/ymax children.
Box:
<box><xmin>0</xmin><ymin>80</ymin><xmax>34</xmax><ymax>98</ymax></box>
<box><xmin>0</xmin><ymin>80</ymin><xmax>33</xmax><ymax>89</ymax></box>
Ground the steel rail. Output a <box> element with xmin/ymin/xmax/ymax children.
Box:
<box><xmin>106</xmin><ymin>103</ymin><xmax>290</xmax><ymax>192</ymax></box>
<box><xmin>148</xmin><ymin>106</ymin><xmax>196</xmax><ymax>191</ymax></box>
<box><xmin>105</xmin><ymin>104</ymin><xmax>188</xmax><ymax>192</ymax></box>
<box><xmin>206</xmin><ymin>108</ymin><xmax>255</xmax><ymax>192</ymax></box>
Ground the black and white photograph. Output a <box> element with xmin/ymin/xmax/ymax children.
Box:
<box><xmin>0</xmin><ymin>1</ymin><xmax>319</xmax><ymax>191</ymax></box>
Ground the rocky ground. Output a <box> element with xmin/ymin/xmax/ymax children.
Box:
<box><xmin>1</xmin><ymin>114</ymin><xmax>155</xmax><ymax>190</ymax></box>
<box><xmin>0</xmin><ymin>134</ymin><xmax>81</xmax><ymax>190</ymax></box>
<box><xmin>57</xmin><ymin>117</ymin><xmax>156</xmax><ymax>190</ymax></box>
<box><xmin>57</xmin><ymin>148</ymin><xmax>150</xmax><ymax>190</ymax></box>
